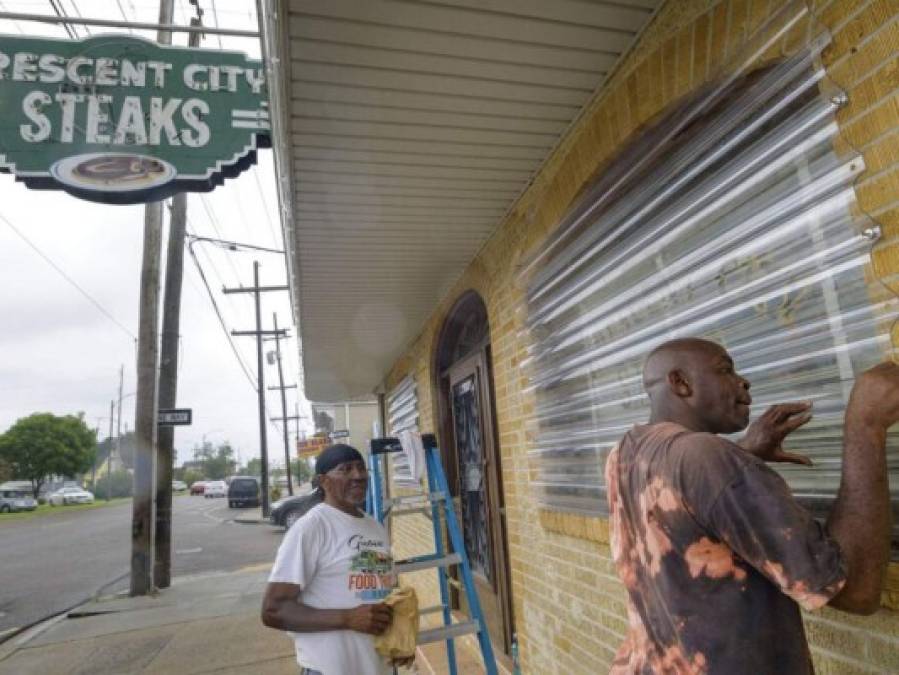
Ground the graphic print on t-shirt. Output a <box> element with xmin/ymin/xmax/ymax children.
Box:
<box><xmin>347</xmin><ymin>533</ymin><xmax>395</xmax><ymax>601</ymax></box>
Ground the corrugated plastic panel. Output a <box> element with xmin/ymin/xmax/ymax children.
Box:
<box><xmin>519</xmin><ymin>2</ymin><xmax>899</xmax><ymax>552</ymax></box>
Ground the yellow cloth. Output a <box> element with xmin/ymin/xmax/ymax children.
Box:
<box><xmin>374</xmin><ymin>586</ymin><xmax>419</xmax><ymax>660</ymax></box>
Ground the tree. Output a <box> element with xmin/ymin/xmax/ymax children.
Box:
<box><xmin>0</xmin><ymin>412</ymin><xmax>97</xmax><ymax>498</ymax></box>
<box><xmin>290</xmin><ymin>458</ymin><xmax>313</xmax><ymax>485</ymax></box>
<box><xmin>181</xmin><ymin>469</ymin><xmax>204</xmax><ymax>486</ymax></box>
<box><xmin>0</xmin><ymin>457</ymin><xmax>12</xmax><ymax>483</ymax></box>
<box><xmin>191</xmin><ymin>441</ymin><xmax>236</xmax><ymax>480</ymax></box>
<box><xmin>244</xmin><ymin>457</ymin><xmax>262</xmax><ymax>476</ymax></box>
<box><xmin>91</xmin><ymin>470</ymin><xmax>133</xmax><ymax>499</ymax></box>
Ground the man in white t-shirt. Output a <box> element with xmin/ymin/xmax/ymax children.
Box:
<box><xmin>262</xmin><ymin>444</ymin><xmax>411</xmax><ymax>675</ymax></box>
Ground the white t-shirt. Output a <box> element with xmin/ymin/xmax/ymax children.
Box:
<box><xmin>268</xmin><ymin>503</ymin><xmax>396</xmax><ymax>675</ymax></box>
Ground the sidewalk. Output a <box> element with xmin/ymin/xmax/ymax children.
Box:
<box><xmin>0</xmin><ymin>564</ymin><xmax>295</xmax><ymax>675</ymax></box>
<box><xmin>0</xmin><ymin>565</ymin><xmax>502</xmax><ymax>675</ymax></box>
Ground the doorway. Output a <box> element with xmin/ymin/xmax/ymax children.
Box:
<box><xmin>435</xmin><ymin>292</ymin><xmax>514</xmax><ymax>657</ymax></box>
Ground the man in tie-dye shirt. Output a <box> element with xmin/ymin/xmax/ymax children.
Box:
<box><xmin>607</xmin><ymin>338</ymin><xmax>899</xmax><ymax>674</ymax></box>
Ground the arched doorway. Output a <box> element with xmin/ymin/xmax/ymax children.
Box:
<box><xmin>435</xmin><ymin>291</ymin><xmax>514</xmax><ymax>657</ymax></box>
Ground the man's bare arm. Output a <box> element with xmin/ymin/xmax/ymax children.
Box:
<box><xmin>261</xmin><ymin>582</ymin><xmax>392</xmax><ymax>634</ymax></box>
<box><xmin>826</xmin><ymin>362</ymin><xmax>899</xmax><ymax>615</ymax></box>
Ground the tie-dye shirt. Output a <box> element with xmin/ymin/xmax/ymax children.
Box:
<box><xmin>606</xmin><ymin>422</ymin><xmax>846</xmax><ymax>674</ymax></box>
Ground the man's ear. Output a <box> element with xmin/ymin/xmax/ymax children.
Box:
<box><xmin>667</xmin><ymin>369</ymin><xmax>692</xmax><ymax>397</ymax></box>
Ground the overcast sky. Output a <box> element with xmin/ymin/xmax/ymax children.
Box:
<box><xmin>0</xmin><ymin>0</ymin><xmax>314</xmax><ymax>468</ymax></box>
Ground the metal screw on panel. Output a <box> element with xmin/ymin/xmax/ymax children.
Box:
<box><xmin>862</xmin><ymin>225</ymin><xmax>882</xmax><ymax>241</ymax></box>
<box><xmin>830</xmin><ymin>93</ymin><xmax>848</xmax><ymax>107</ymax></box>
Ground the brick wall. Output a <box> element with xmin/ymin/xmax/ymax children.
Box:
<box><xmin>383</xmin><ymin>0</ymin><xmax>899</xmax><ymax>672</ymax></box>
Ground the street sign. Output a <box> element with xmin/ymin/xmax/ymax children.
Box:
<box><xmin>158</xmin><ymin>408</ymin><xmax>192</xmax><ymax>426</ymax></box>
<box><xmin>330</xmin><ymin>429</ymin><xmax>350</xmax><ymax>439</ymax></box>
<box><xmin>0</xmin><ymin>34</ymin><xmax>269</xmax><ymax>204</ymax></box>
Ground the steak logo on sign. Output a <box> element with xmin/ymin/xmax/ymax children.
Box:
<box><xmin>0</xmin><ymin>34</ymin><xmax>270</xmax><ymax>204</ymax></box>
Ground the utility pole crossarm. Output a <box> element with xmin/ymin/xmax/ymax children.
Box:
<box><xmin>232</xmin><ymin>329</ymin><xmax>287</xmax><ymax>337</ymax></box>
<box><xmin>227</xmin><ymin>261</ymin><xmax>292</xmax><ymax>517</ymax></box>
<box><xmin>222</xmin><ymin>285</ymin><xmax>289</xmax><ymax>294</ymax></box>
<box><xmin>268</xmin><ymin>384</ymin><xmax>298</xmax><ymax>390</ymax></box>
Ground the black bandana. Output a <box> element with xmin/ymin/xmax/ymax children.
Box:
<box><xmin>314</xmin><ymin>444</ymin><xmax>364</xmax><ymax>475</ymax></box>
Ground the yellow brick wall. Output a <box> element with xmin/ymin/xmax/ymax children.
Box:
<box><xmin>382</xmin><ymin>1</ymin><xmax>899</xmax><ymax>672</ymax></box>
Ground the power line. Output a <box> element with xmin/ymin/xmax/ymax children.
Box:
<box><xmin>184</xmin><ymin>233</ymin><xmax>286</xmax><ymax>437</ymax></box>
<box><xmin>186</xmin><ymin>208</ymin><xmax>257</xmax><ymax>354</ymax></box>
<box><xmin>208</xmin><ymin>0</ymin><xmax>223</xmax><ymax>49</ymax></box>
<box><xmin>0</xmin><ymin>209</ymin><xmax>137</xmax><ymax>342</ymax></box>
<box><xmin>252</xmin><ymin>164</ymin><xmax>281</xmax><ymax>250</ymax></box>
<box><xmin>114</xmin><ymin>0</ymin><xmax>134</xmax><ymax>34</ymax></box>
<box><xmin>48</xmin><ymin>0</ymin><xmax>78</xmax><ymax>38</ymax></box>
<box><xmin>185</xmin><ymin>229</ymin><xmax>259</xmax><ymax>391</ymax></box>
<box><xmin>197</xmin><ymin>193</ymin><xmax>242</xmax><ymax>280</ymax></box>
<box><xmin>65</xmin><ymin>0</ymin><xmax>90</xmax><ymax>35</ymax></box>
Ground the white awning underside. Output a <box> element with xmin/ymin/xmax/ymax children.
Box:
<box><xmin>267</xmin><ymin>0</ymin><xmax>660</xmax><ymax>401</ymax></box>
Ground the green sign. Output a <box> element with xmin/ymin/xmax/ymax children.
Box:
<box><xmin>0</xmin><ymin>34</ymin><xmax>269</xmax><ymax>204</ymax></box>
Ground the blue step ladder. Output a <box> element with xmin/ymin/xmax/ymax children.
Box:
<box><xmin>368</xmin><ymin>434</ymin><xmax>498</xmax><ymax>675</ymax></box>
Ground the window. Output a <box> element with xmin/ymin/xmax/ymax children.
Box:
<box><xmin>387</xmin><ymin>375</ymin><xmax>421</xmax><ymax>486</ymax></box>
<box><xmin>521</xmin><ymin>39</ymin><xmax>899</xmax><ymax>553</ymax></box>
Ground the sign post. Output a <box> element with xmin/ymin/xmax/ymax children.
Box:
<box><xmin>0</xmin><ymin>34</ymin><xmax>269</xmax><ymax>204</ymax></box>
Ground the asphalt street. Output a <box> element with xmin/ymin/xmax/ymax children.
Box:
<box><xmin>0</xmin><ymin>494</ymin><xmax>284</xmax><ymax>637</ymax></box>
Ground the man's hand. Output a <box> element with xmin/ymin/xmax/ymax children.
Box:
<box><xmin>738</xmin><ymin>402</ymin><xmax>813</xmax><ymax>465</ymax></box>
<box><xmin>343</xmin><ymin>603</ymin><xmax>392</xmax><ymax>635</ymax></box>
<box><xmin>392</xmin><ymin>655</ymin><xmax>416</xmax><ymax>668</ymax></box>
<box><xmin>847</xmin><ymin>362</ymin><xmax>899</xmax><ymax>430</ymax></box>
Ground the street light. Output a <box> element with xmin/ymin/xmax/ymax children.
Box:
<box><xmin>186</xmin><ymin>234</ymin><xmax>284</xmax><ymax>256</ymax></box>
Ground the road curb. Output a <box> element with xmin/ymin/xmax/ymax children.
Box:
<box><xmin>0</xmin><ymin>569</ymin><xmax>129</xmax><ymax>658</ymax></box>
<box><xmin>0</xmin><ymin>609</ymin><xmax>68</xmax><ymax>661</ymax></box>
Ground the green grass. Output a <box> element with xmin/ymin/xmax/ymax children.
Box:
<box><xmin>0</xmin><ymin>497</ymin><xmax>132</xmax><ymax>522</ymax></box>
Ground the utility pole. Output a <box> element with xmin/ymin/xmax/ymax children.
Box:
<box><xmin>104</xmin><ymin>402</ymin><xmax>114</xmax><ymax>499</ymax></box>
<box><xmin>113</xmin><ymin>366</ymin><xmax>123</xmax><ymax>484</ymax></box>
<box><xmin>91</xmin><ymin>417</ymin><xmax>103</xmax><ymax>488</ymax></box>
<box><xmin>267</xmin><ymin>313</ymin><xmax>297</xmax><ymax>496</ymax></box>
<box><xmin>224</xmin><ymin>261</ymin><xmax>288</xmax><ymax>518</ymax></box>
<box><xmin>154</xmin><ymin>13</ymin><xmax>202</xmax><ymax>592</ymax></box>
<box><xmin>132</xmin><ymin>0</ymin><xmax>173</xmax><ymax>597</ymax></box>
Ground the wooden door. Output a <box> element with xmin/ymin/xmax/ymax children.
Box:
<box><xmin>446</xmin><ymin>350</ymin><xmax>512</xmax><ymax>655</ymax></box>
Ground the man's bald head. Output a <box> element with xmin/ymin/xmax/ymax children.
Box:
<box><xmin>643</xmin><ymin>338</ymin><xmax>751</xmax><ymax>433</ymax></box>
<box><xmin>643</xmin><ymin>338</ymin><xmax>727</xmax><ymax>395</ymax></box>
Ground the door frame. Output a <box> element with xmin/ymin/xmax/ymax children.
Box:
<box><xmin>438</xmin><ymin>343</ymin><xmax>514</xmax><ymax>655</ymax></box>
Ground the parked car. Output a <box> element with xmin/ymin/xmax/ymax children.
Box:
<box><xmin>204</xmin><ymin>480</ymin><xmax>227</xmax><ymax>498</ymax></box>
<box><xmin>190</xmin><ymin>481</ymin><xmax>207</xmax><ymax>496</ymax></box>
<box><xmin>227</xmin><ymin>476</ymin><xmax>260</xmax><ymax>508</ymax></box>
<box><xmin>0</xmin><ymin>489</ymin><xmax>37</xmax><ymax>513</ymax></box>
<box><xmin>172</xmin><ymin>480</ymin><xmax>188</xmax><ymax>492</ymax></box>
<box><xmin>48</xmin><ymin>486</ymin><xmax>94</xmax><ymax>506</ymax></box>
<box><xmin>270</xmin><ymin>491</ymin><xmax>322</xmax><ymax>529</ymax></box>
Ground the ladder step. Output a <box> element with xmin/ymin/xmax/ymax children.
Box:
<box><xmin>395</xmin><ymin>553</ymin><xmax>461</xmax><ymax>574</ymax></box>
<box><xmin>417</xmin><ymin>621</ymin><xmax>481</xmax><ymax>645</ymax></box>
<box><xmin>419</xmin><ymin>604</ymin><xmax>447</xmax><ymax>616</ymax></box>
<box><xmin>385</xmin><ymin>492</ymin><xmax>446</xmax><ymax>508</ymax></box>
<box><xmin>389</xmin><ymin>506</ymin><xmax>433</xmax><ymax>517</ymax></box>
